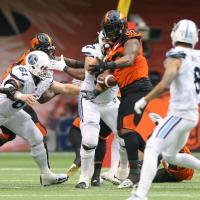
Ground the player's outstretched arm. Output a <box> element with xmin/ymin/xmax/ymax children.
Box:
<box><xmin>50</xmin><ymin>81</ymin><xmax>80</xmax><ymax>95</ymax></box>
<box><xmin>49</xmin><ymin>55</ymin><xmax>85</xmax><ymax>80</ymax></box>
<box><xmin>134</xmin><ymin>57</ymin><xmax>181</xmax><ymax>114</ymax></box>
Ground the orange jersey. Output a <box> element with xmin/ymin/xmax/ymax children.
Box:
<box><xmin>72</xmin><ymin>117</ymin><xmax>80</xmax><ymax>128</ymax></box>
<box><xmin>163</xmin><ymin>146</ymin><xmax>194</xmax><ymax>181</ymax></box>
<box><xmin>2</xmin><ymin>50</ymin><xmax>30</xmax><ymax>80</ymax></box>
<box><xmin>106</xmin><ymin>30</ymin><xmax>149</xmax><ymax>89</ymax></box>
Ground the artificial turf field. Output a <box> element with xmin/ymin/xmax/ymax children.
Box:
<box><xmin>0</xmin><ymin>152</ymin><xmax>200</xmax><ymax>200</ymax></box>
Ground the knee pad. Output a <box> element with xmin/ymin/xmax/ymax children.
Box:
<box><xmin>82</xmin><ymin>144</ymin><xmax>96</xmax><ymax>151</ymax></box>
<box><xmin>31</xmin><ymin>142</ymin><xmax>46</xmax><ymax>158</ymax></box>
<box><xmin>81</xmin><ymin>122</ymin><xmax>99</xmax><ymax>148</ymax></box>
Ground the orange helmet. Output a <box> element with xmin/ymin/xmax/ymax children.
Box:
<box><xmin>30</xmin><ymin>33</ymin><xmax>56</xmax><ymax>58</ymax></box>
<box><xmin>101</xmin><ymin>10</ymin><xmax>127</xmax><ymax>42</ymax></box>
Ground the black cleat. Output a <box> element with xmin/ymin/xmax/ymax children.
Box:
<box><xmin>91</xmin><ymin>176</ymin><xmax>100</xmax><ymax>187</ymax></box>
<box><xmin>75</xmin><ymin>182</ymin><xmax>88</xmax><ymax>189</ymax></box>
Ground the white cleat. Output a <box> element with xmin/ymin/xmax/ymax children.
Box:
<box><xmin>118</xmin><ymin>178</ymin><xmax>133</xmax><ymax>189</ymax></box>
<box><xmin>126</xmin><ymin>194</ymin><xmax>148</xmax><ymax>200</ymax></box>
<box><xmin>149</xmin><ymin>113</ymin><xmax>162</xmax><ymax>125</ymax></box>
<box><xmin>40</xmin><ymin>172</ymin><xmax>67</xmax><ymax>186</ymax></box>
<box><xmin>101</xmin><ymin>172</ymin><xmax>121</xmax><ymax>185</ymax></box>
<box><xmin>115</xmin><ymin>167</ymin><xmax>129</xmax><ymax>182</ymax></box>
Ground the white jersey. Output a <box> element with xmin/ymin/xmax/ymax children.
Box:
<box><xmin>0</xmin><ymin>65</ymin><xmax>53</xmax><ymax>116</ymax></box>
<box><xmin>81</xmin><ymin>44</ymin><xmax>118</xmax><ymax>104</ymax></box>
<box><xmin>166</xmin><ymin>46</ymin><xmax>200</xmax><ymax>120</ymax></box>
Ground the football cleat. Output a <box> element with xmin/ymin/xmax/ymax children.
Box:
<box><xmin>118</xmin><ymin>178</ymin><xmax>133</xmax><ymax>189</ymax></box>
<box><xmin>126</xmin><ymin>194</ymin><xmax>148</xmax><ymax>200</ymax></box>
<box><xmin>101</xmin><ymin>172</ymin><xmax>121</xmax><ymax>185</ymax></box>
<box><xmin>75</xmin><ymin>181</ymin><xmax>89</xmax><ymax>189</ymax></box>
<box><xmin>149</xmin><ymin>113</ymin><xmax>162</xmax><ymax>125</ymax></box>
<box><xmin>66</xmin><ymin>163</ymin><xmax>79</xmax><ymax>179</ymax></box>
<box><xmin>40</xmin><ymin>172</ymin><xmax>67</xmax><ymax>186</ymax></box>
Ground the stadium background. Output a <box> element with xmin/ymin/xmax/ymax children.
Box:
<box><xmin>0</xmin><ymin>0</ymin><xmax>199</xmax><ymax>154</ymax></box>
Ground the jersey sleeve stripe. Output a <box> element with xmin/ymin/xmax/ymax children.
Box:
<box><xmin>10</xmin><ymin>71</ymin><xmax>24</xmax><ymax>83</ymax></box>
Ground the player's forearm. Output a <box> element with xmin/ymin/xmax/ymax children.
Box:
<box><xmin>145</xmin><ymin>82</ymin><xmax>168</xmax><ymax>102</ymax></box>
<box><xmin>111</xmin><ymin>55</ymin><xmax>136</xmax><ymax>69</ymax></box>
<box><xmin>64</xmin><ymin>57</ymin><xmax>84</xmax><ymax>68</ymax></box>
<box><xmin>61</xmin><ymin>84</ymin><xmax>80</xmax><ymax>95</ymax></box>
<box><xmin>63</xmin><ymin>67</ymin><xmax>85</xmax><ymax>80</ymax></box>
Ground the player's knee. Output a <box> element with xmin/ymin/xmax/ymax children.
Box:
<box><xmin>162</xmin><ymin>153</ymin><xmax>176</xmax><ymax>164</ymax></box>
<box><xmin>82</xmin><ymin>144</ymin><xmax>96</xmax><ymax>151</ymax></box>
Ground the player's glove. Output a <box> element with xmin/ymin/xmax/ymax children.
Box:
<box><xmin>88</xmin><ymin>58</ymin><xmax>116</xmax><ymax>75</ymax></box>
<box><xmin>49</xmin><ymin>55</ymin><xmax>67</xmax><ymax>71</ymax></box>
<box><xmin>134</xmin><ymin>97</ymin><xmax>147</xmax><ymax>114</ymax></box>
<box><xmin>81</xmin><ymin>89</ymin><xmax>100</xmax><ymax>100</ymax></box>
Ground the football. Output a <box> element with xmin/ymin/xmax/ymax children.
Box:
<box><xmin>97</xmin><ymin>72</ymin><xmax>117</xmax><ymax>88</ymax></box>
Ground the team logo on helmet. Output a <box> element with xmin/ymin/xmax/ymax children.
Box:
<box><xmin>28</xmin><ymin>54</ymin><xmax>38</xmax><ymax>66</ymax></box>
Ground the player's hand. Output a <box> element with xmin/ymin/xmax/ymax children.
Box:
<box><xmin>134</xmin><ymin>97</ymin><xmax>147</xmax><ymax>114</ymax></box>
<box><xmin>0</xmin><ymin>87</ymin><xmax>17</xmax><ymax>100</ymax></box>
<box><xmin>88</xmin><ymin>58</ymin><xmax>107</xmax><ymax>74</ymax></box>
<box><xmin>49</xmin><ymin>55</ymin><xmax>67</xmax><ymax>71</ymax></box>
<box><xmin>19</xmin><ymin>94</ymin><xmax>38</xmax><ymax>106</ymax></box>
<box><xmin>81</xmin><ymin>90</ymin><xmax>100</xmax><ymax>100</ymax></box>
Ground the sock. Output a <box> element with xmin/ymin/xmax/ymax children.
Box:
<box><xmin>119</xmin><ymin>145</ymin><xmax>128</xmax><ymax>170</ymax></box>
<box><xmin>31</xmin><ymin>142</ymin><xmax>51</xmax><ymax>174</ymax></box>
<box><xmin>135</xmin><ymin>147</ymin><xmax>159</xmax><ymax>198</ymax></box>
<box><xmin>80</xmin><ymin>145</ymin><xmax>95</xmax><ymax>183</ymax></box>
<box><xmin>93</xmin><ymin>138</ymin><xmax>106</xmax><ymax>178</ymax></box>
<box><xmin>69</xmin><ymin>126</ymin><xmax>82</xmax><ymax>167</ymax></box>
<box><xmin>109</xmin><ymin>136</ymin><xmax>120</xmax><ymax>175</ymax></box>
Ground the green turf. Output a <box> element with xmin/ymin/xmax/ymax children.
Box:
<box><xmin>0</xmin><ymin>152</ymin><xmax>200</xmax><ymax>200</ymax></box>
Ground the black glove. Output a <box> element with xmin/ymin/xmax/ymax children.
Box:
<box><xmin>88</xmin><ymin>58</ymin><xmax>116</xmax><ymax>75</ymax></box>
<box><xmin>81</xmin><ymin>89</ymin><xmax>101</xmax><ymax>100</ymax></box>
<box><xmin>0</xmin><ymin>87</ymin><xmax>17</xmax><ymax>101</ymax></box>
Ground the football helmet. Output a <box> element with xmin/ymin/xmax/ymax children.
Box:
<box><xmin>170</xmin><ymin>19</ymin><xmax>199</xmax><ymax>48</ymax></box>
<box><xmin>26</xmin><ymin>50</ymin><xmax>50</xmax><ymax>79</ymax></box>
<box><xmin>101</xmin><ymin>10</ymin><xmax>127</xmax><ymax>42</ymax></box>
<box><xmin>30</xmin><ymin>33</ymin><xmax>56</xmax><ymax>58</ymax></box>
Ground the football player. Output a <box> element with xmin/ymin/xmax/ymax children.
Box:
<box><xmin>0</xmin><ymin>33</ymin><xmax>84</xmax><ymax>168</ymax></box>
<box><xmin>0</xmin><ymin>50</ymin><xmax>79</xmax><ymax>186</ymax></box>
<box><xmin>87</xmin><ymin>10</ymin><xmax>150</xmax><ymax>188</ymax></box>
<box><xmin>129</xmin><ymin>19</ymin><xmax>200</xmax><ymax>200</ymax></box>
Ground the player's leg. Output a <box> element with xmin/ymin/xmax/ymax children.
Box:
<box><xmin>4</xmin><ymin>110</ymin><xmax>67</xmax><ymax>186</ymax></box>
<box><xmin>118</xmin><ymin>92</ymin><xmax>147</xmax><ymax>188</ymax></box>
<box><xmin>76</xmin><ymin>97</ymin><xmax>100</xmax><ymax>189</ymax></box>
<box><xmin>0</xmin><ymin>126</ymin><xmax>16</xmax><ymax>146</ymax></box>
<box><xmin>67</xmin><ymin>123</ymin><xmax>82</xmax><ymax>178</ymax></box>
<box><xmin>91</xmin><ymin>118</ymin><xmax>112</xmax><ymax>186</ymax></box>
<box><xmin>23</xmin><ymin>106</ymin><xmax>50</xmax><ymax>168</ymax></box>
<box><xmin>131</xmin><ymin>116</ymin><xmax>196</xmax><ymax>199</ymax></box>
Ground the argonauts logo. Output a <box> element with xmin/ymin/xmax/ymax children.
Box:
<box><xmin>28</xmin><ymin>54</ymin><xmax>38</xmax><ymax>66</ymax></box>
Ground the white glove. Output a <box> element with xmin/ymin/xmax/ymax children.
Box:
<box><xmin>49</xmin><ymin>55</ymin><xmax>67</xmax><ymax>71</ymax></box>
<box><xmin>134</xmin><ymin>97</ymin><xmax>147</xmax><ymax>114</ymax></box>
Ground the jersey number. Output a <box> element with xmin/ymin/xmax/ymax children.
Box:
<box><xmin>19</xmin><ymin>67</ymin><xmax>28</xmax><ymax>76</ymax></box>
<box><xmin>194</xmin><ymin>67</ymin><xmax>200</xmax><ymax>94</ymax></box>
<box><xmin>12</xmin><ymin>100</ymin><xmax>25</xmax><ymax>109</ymax></box>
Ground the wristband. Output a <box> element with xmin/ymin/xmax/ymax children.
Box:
<box><xmin>107</xmin><ymin>62</ymin><xmax>116</xmax><ymax>70</ymax></box>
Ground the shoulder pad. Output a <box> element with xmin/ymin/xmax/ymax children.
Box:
<box><xmin>125</xmin><ymin>30</ymin><xmax>141</xmax><ymax>39</ymax></box>
<box><xmin>10</xmin><ymin>65</ymin><xmax>29</xmax><ymax>84</ymax></box>
<box><xmin>166</xmin><ymin>49</ymin><xmax>186</xmax><ymax>59</ymax></box>
<box><xmin>81</xmin><ymin>43</ymin><xmax>103</xmax><ymax>59</ymax></box>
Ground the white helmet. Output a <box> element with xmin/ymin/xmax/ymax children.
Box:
<box><xmin>26</xmin><ymin>50</ymin><xmax>50</xmax><ymax>79</ymax></box>
<box><xmin>170</xmin><ymin>19</ymin><xmax>199</xmax><ymax>48</ymax></box>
